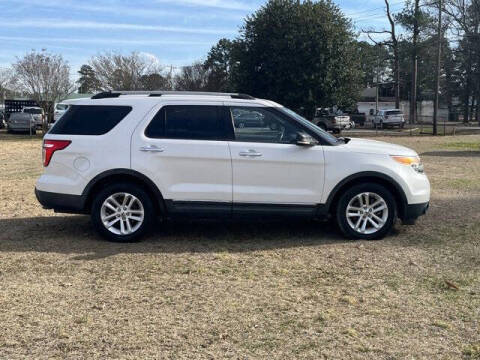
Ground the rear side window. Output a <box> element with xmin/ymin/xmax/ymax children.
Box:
<box><xmin>50</xmin><ymin>105</ymin><xmax>132</xmax><ymax>135</ymax></box>
<box><xmin>386</xmin><ymin>110</ymin><xmax>402</xmax><ymax>115</ymax></box>
<box><xmin>145</xmin><ymin>105</ymin><xmax>227</xmax><ymax>140</ymax></box>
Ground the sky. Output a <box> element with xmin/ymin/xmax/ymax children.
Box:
<box><xmin>0</xmin><ymin>0</ymin><xmax>408</xmax><ymax>74</ymax></box>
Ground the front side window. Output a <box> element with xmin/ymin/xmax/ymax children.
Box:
<box><xmin>145</xmin><ymin>105</ymin><xmax>227</xmax><ymax>141</ymax></box>
<box><xmin>230</xmin><ymin>106</ymin><xmax>308</xmax><ymax>144</ymax></box>
<box><xmin>50</xmin><ymin>105</ymin><xmax>132</xmax><ymax>135</ymax></box>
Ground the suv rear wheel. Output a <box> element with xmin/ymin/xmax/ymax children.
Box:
<box><xmin>91</xmin><ymin>182</ymin><xmax>154</xmax><ymax>242</ymax></box>
<box><xmin>336</xmin><ymin>183</ymin><xmax>396</xmax><ymax>240</ymax></box>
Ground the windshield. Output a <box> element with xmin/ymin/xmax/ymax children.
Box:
<box><xmin>56</xmin><ymin>104</ymin><xmax>68</xmax><ymax>111</ymax></box>
<box><xmin>24</xmin><ymin>108</ymin><xmax>42</xmax><ymax>114</ymax></box>
<box><xmin>278</xmin><ymin>107</ymin><xmax>340</xmax><ymax>144</ymax></box>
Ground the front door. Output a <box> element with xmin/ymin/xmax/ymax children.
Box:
<box><xmin>227</xmin><ymin>106</ymin><xmax>325</xmax><ymax>215</ymax></box>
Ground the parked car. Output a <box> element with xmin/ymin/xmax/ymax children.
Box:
<box><xmin>23</xmin><ymin>106</ymin><xmax>45</xmax><ymax>129</ymax></box>
<box><xmin>233</xmin><ymin>111</ymin><xmax>265</xmax><ymax>128</ymax></box>
<box><xmin>373</xmin><ymin>109</ymin><xmax>406</xmax><ymax>129</ymax></box>
<box><xmin>344</xmin><ymin>109</ymin><xmax>366</xmax><ymax>127</ymax></box>
<box><xmin>35</xmin><ymin>91</ymin><xmax>430</xmax><ymax>242</ymax></box>
<box><xmin>313</xmin><ymin>108</ymin><xmax>351</xmax><ymax>133</ymax></box>
<box><xmin>7</xmin><ymin>113</ymin><xmax>36</xmax><ymax>134</ymax></box>
<box><xmin>54</xmin><ymin>103</ymin><xmax>69</xmax><ymax>123</ymax></box>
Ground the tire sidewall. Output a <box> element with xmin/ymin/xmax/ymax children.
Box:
<box><xmin>336</xmin><ymin>183</ymin><xmax>396</xmax><ymax>240</ymax></box>
<box><xmin>91</xmin><ymin>182</ymin><xmax>154</xmax><ymax>242</ymax></box>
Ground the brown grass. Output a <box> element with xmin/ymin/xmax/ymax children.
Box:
<box><xmin>0</xmin><ymin>131</ymin><xmax>479</xmax><ymax>359</ymax></box>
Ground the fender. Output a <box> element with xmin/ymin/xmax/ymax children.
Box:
<box><xmin>320</xmin><ymin>171</ymin><xmax>408</xmax><ymax>219</ymax></box>
<box><xmin>82</xmin><ymin>168</ymin><xmax>166</xmax><ymax>213</ymax></box>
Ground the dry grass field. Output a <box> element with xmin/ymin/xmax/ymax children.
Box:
<box><xmin>0</xmin><ymin>132</ymin><xmax>479</xmax><ymax>359</ymax></box>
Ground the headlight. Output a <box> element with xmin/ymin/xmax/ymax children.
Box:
<box><xmin>391</xmin><ymin>155</ymin><xmax>424</xmax><ymax>174</ymax></box>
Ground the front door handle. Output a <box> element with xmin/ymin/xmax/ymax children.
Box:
<box><xmin>239</xmin><ymin>149</ymin><xmax>262</xmax><ymax>157</ymax></box>
<box><xmin>140</xmin><ymin>145</ymin><xmax>165</xmax><ymax>153</ymax></box>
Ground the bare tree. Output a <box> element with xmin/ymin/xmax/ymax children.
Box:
<box><xmin>174</xmin><ymin>62</ymin><xmax>209</xmax><ymax>91</ymax></box>
<box><xmin>0</xmin><ymin>68</ymin><xmax>13</xmax><ymax>103</ymax></box>
<box><xmin>89</xmin><ymin>52</ymin><xmax>169</xmax><ymax>91</ymax></box>
<box><xmin>363</xmin><ymin>0</ymin><xmax>401</xmax><ymax>109</ymax></box>
<box><xmin>13</xmin><ymin>50</ymin><xmax>74</xmax><ymax>132</ymax></box>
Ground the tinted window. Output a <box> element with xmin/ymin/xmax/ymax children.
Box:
<box><xmin>50</xmin><ymin>105</ymin><xmax>132</xmax><ymax>135</ymax></box>
<box><xmin>145</xmin><ymin>105</ymin><xmax>227</xmax><ymax>140</ymax></box>
<box><xmin>386</xmin><ymin>110</ymin><xmax>402</xmax><ymax>115</ymax></box>
<box><xmin>231</xmin><ymin>107</ymin><xmax>308</xmax><ymax>144</ymax></box>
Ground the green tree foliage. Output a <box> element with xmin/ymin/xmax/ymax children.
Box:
<box><xmin>213</xmin><ymin>0</ymin><xmax>361</xmax><ymax>118</ymax></box>
<box><xmin>355</xmin><ymin>42</ymin><xmax>390</xmax><ymax>88</ymax></box>
<box><xmin>203</xmin><ymin>38</ymin><xmax>235</xmax><ymax>92</ymax></box>
<box><xmin>77</xmin><ymin>65</ymin><xmax>101</xmax><ymax>94</ymax></box>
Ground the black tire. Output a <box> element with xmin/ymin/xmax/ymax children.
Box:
<box><xmin>91</xmin><ymin>182</ymin><xmax>155</xmax><ymax>242</ymax></box>
<box><xmin>336</xmin><ymin>183</ymin><xmax>396</xmax><ymax>240</ymax></box>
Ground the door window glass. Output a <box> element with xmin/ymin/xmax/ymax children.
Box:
<box><xmin>230</xmin><ymin>107</ymin><xmax>305</xmax><ymax>144</ymax></box>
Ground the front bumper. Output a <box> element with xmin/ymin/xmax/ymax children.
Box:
<box><xmin>402</xmin><ymin>202</ymin><xmax>429</xmax><ymax>225</ymax></box>
<box><xmin>35</xmin><ymin>188</ymin><xmax>87</xmax><ymax>214</ymax></box>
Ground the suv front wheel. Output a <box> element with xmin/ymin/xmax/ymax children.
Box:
<box><xmin>91</xmin><ymin>182</ymin><xmax>154</xmax><ymax>242</ymax></box>
<box><xmin>336</xmin><ymin>183</ymin><xmax>396</xmax><ymax>240</ymax></box>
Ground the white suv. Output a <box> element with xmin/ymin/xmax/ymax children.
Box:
<box><xmin>35</xmin><ymin>91</ymin><xmax>430</xmax><ymax>242</ymax></box>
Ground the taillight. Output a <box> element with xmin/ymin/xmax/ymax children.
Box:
<box><xmin>42</xmin><ymin>139</ymin><xmax>71</xmax><ymax>167</ymax></box>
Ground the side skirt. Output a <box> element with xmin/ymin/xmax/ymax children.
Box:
<box><xmin>164</xmin><ymin>200</ymin><xmax>326</xmax><ymax>220</ymax></box>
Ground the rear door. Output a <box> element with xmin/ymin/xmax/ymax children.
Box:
<box><xmin>226</xmin><ymin>105</ymin><xmax>325</xmax><ymax>216</ymax></box>
<box><xmin>131</xmin><ymin>102</ymin><xmax>233</xmax><ymax>216</ymax></box>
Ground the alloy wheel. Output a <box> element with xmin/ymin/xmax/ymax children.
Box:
<box><xmin>346</xmin><ymin>192</ymin><xmax>388</xmax><ymax>235</ymax></box>
<box><xmin>100</xmin><ymin>192</ymin><xmax>145</xmax><ymax>235</ymax></box>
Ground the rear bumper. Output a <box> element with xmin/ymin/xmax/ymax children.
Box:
<box><xmin>401</xmin><ymin>202</ymin><xmax>429</xmax><ymax>225</ymax></box>
<box><xmin>35</xmin><ymin>188</ymin><xmax>87</xmax><ymax>214</ymax></box>
<box><xmin>8</xmin><ymin>125</ymin><xmax>35</xmax><ymax>131</ymax></box>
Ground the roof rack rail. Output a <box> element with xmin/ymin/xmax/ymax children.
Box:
<box><xmin>91</xmin><ymin>91</ymin><xmax>121</xmax><ymax>99</ymax></box>
<box><xmin>91</xmin><ymin>91</ymin><xmax>255</xmax><ymax>100</ymax></box>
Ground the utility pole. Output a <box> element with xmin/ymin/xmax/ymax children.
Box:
<box><xmin>376</xmin><ymin>47</ymin><xmax>380</xmax><ymax>115</ymax></box>
<box><xmin>410</xmin><ymin>0</ymin><xmax>420</xmax><ymax>124</ymax></box>
<box><xmin>433</xmin><ymin>0</ymin><xmax>442</xmax><ymax>135</ymax></box>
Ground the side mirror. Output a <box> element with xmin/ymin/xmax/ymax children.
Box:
<box><xmin>296</xmin><ymin>133</ymin><xmax>316</xmax><ymax>146</ymax></box>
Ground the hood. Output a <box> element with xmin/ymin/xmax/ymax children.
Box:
<box><xmin>343</xmin><ymin>138</ymin><xmax>417</xmax><ymax>156</ymax></box>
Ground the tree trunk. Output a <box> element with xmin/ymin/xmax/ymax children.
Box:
<box><xmin>410</xmin><ymin>0</ymin><xmax>420</xmax><ymax>124</ymax></box>
<box><xmin>394</xmin><ymin>46</ymin><xmax>400</xmax><ymax>109</ymax></box>
<box><xmin>475</xmin><ymin>95</ymin><xmax>479</xmax><ymax>125</ymax></box>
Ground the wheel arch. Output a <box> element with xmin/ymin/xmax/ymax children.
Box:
<box><xmin>82</xmin><ymin>169</ymin><xmax>166</xmax><ymax>215</ymax></box>
<box><xmin>324</xmin><ymin>171</ymin><xmax>408</xmax><ymax>220</ymax></box>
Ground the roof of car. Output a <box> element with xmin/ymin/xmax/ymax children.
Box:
<box><xmin>63</xmin><ymin>91</ymin><xmax>282</xmax><ymax>108</ymax></box>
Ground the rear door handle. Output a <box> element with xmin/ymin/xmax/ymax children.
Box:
<box><xmin>140</xmin><ymin>145</ymin><xmax>165</xmax><ymax>153</ymax></box>
<box><xmin>239</xmin><ymin>149</ymin><xmax>262</xmax><ymax>157</ymax></box>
